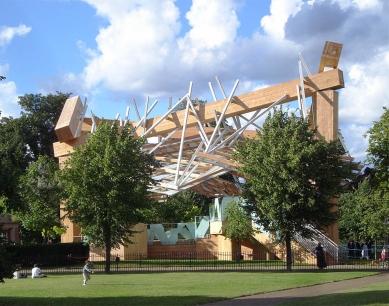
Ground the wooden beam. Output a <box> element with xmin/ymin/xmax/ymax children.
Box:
<box><xmin>55</xmin><ymin>96</ymin><xmax>84</xmax><ymax>142</ymax></box>
<box><xmin>196</xmin><ymin>152</ymin><xmax>239</xmax><ymax>168</ymax></box>
<box><xmin>53</xmin><ymin>132</ymin><xmax>88</xmax><ymax>157</ymax></box>
<box><xmin>133</xmin><ymin>68</ymin><xmax>344</xmax><ymax>138</ymax></box>
<box><xmin>53</xmin><ymin>68</ymin><xmax>344</xmax><ymax>158</ymax></box>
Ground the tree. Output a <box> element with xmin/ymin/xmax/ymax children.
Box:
<box><xmin>0</xmin><ymin>236</ymin><xmax>13</xmax><ymax>283</ymax></box>
<box><xmin>339</xmin><ymin>179</ymin><xmax>389</xmax><ymax>245</ymax></box>
<box><xmin>0</xmin><ymin>92</ymin><xmax>70</xmax><ymax>214</ymax></box>
<box><xmin>18</xmin><ymin>92</ymin><xmax>71</xmax><ymax>159</ymax></box>
<box><xmin>223</xmin><ymin>199</ymin><xmax>258</xmax><ymax>262</ymax></box>
<box><xmin>365</xmin><ymin>107</ymin><xmax>389</xmax><ymax>194</ymax></box>
<box><xmin>339</xmin><ymin>107</ymin><xmax>389</xmax><ymax>246</ymax></box>
<box><xmin>59</xmin><ymin>121</ymin><xmax>160</xmax><ymax>273</ymax></box>
<box><xmin>0</xmin><ymin>117</ymin><xmax>27</xmax><ymax>213</ymax></box>
<box><xmin>143</xmin><ymin>190</ymin><xmax>209</xmax><ymax>224</ymax></box>
<box><xmin>12</xmin><ymin>156</ymin><xmax>63</xmax><ymax>243</ymax></box>
<box><xmin>234</xmin><ymin>108</ymin><xmax>356</xmax><ymax>271</ymax></box>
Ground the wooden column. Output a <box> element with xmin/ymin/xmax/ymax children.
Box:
<box><xmin>314</xmin><ymin>89</ymin><xmax>338</xmax><ymax>141</ymax></box>
<box><xmin>313</xmin><ymin>89</ymin><xmax>339</xmax><ymax>244</ymax></box>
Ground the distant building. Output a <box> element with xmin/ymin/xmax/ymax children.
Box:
<box><xmin>0</xmin><ymin>215</ymin><xmax>20</xmax><ymax>243</ymax></box>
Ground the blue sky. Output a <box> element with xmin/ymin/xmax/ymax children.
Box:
<box><xmin>1</xmin><ymin>0</ymin><xmax>388</xmax><ymax>163</ymax></box>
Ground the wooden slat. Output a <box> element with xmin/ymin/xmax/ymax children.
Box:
<box><xmin>196</xmin><ymin>152</ymin><xmax>239</xmax><ymax>168</ymax></box>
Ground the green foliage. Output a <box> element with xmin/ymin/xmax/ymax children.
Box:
<box><xmin>339</xmin><ymin>107</ymin><xmax>389</xmax><ymax>243</ymax></box>
<box><xmin>143</xmin><ymin>190</ymin><xmax>209</xmax><ymax>224</ymax></box>
<box><xmin>223</xmin><ymin>199</ymin><xmax>258</xmax><ymax>249</ymax></box>
<box><xmin>5</xmin><ymin>242</ymin><xmax>89</xmax><ymax>257</ymax></box>
<box><xmin>339</xmin><ymin>179</ymin><xmax>389</xmax><ymax>242</ymax></box>
<box><xmin>0</xmin><ymin>224</ymin><xmax>14</xmax><ymax>283</ymax></box>
<box><xmin>0</xmin><ymin>92</ymin><xmax>70</xmax><ymax>214</ymax></box>
<box><xmin>59</xmin><ymin>121</ymin><xmax>160</xmax><ymax>272</ymax></box>
<box><xmin>234</xmin><ymin>108</ymin><xmax>357</xmax><ymax>270</ymax></box>
<box><xmin>12</xmin><ymin>156</ymin><xmax>63</xmax><ymax>242</ymax></box>
<box><xmin>0</xmin><ymin>117</ymin><xmax>28</xmax><ymax>212</ymax></box>
<box><xmin>365</xmin><ymin>107</ymin><xmax>389</xmax><ymax>194</ymax></box>
<box><xmin>18</xmin><ymin>92</ymin><xmax>71</xmax><ymax>159</ymax></box>
<box><xmin>0</xmin><ymin>245</ymin><xmax>13</xmax><ymax>283</ymax></box>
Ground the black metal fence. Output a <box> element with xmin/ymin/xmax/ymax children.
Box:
<box><xmin>9</xmin><ymin>249</ymin><xmax>389</xmax><ymax>275</ymax></box>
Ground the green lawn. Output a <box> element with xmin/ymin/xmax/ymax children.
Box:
<box><xmin>281</xmin><ymin>282</ymin><xmax>389</xmax><ymax>306</ymax></box>
<box><xmin>0</xmin><ymin>271</ymin><xmax>380</xmax><ymax>306</ymax></box>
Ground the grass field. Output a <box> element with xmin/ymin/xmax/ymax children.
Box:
<box><xmin>282</xmin><ymin>282</ymin><xmax>389</xmax><ymax>306</ymax></box>
<box><xmin>0</xmin><ymin>271</ymin><xmax>381</xmax><ymax>306</ymax></box>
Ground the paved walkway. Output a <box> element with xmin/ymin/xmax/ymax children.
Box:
<box><xmin>204</xmin><ymin>272</ymin><xmax>389</xmax><ymax>305</ymax></box>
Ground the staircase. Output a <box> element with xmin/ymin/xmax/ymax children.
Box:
<box><xmin>293</xmin><ymin>224</ymin><xmax>339</xmax><ymax>263</ymax></box>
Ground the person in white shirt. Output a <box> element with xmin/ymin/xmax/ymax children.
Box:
<box><xmin>13</xmin><ymin>270</ymin><xmax>21</xmax><ymax>279</ymax></box>
<box><xmin>13</xmin><ymin>268</ymin><xmax>27</xmax><ymax>279</ymax></box>
<box><xmin>31</xmin><ymin>264</ymin><xmax>46</xmax><ymax>278</ymax></box>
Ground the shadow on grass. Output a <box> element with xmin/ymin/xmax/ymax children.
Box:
<box><xmin>278</xmin><ymin>290</ymin><xmax>389</xmax><ymax>306</ymax></box>
<box><xmin>0</xmin><ymin>295</ymin><xmax>220</xmax><ymax>306</ymax></box>
<box><xmin>2</xmin><ymin>290</ymin><xmax>389</xmax><ymax>306</ymax></box>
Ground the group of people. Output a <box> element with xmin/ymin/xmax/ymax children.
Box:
<box><xmin>12</xmin><ymin>263</ymin><xmax>45</xmax><ymax>279</ymax></box>
<box><xmin>347</xmin><ymin>238</ymin><xmax>372</xmax><ymax>259</ymax></box>
<box><xmin>13</xmin><ymin>260</ymin><xmax>94</xmax><ymax>285</ymax></box>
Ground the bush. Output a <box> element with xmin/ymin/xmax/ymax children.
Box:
<box><xmin>6</xmin><ymin>242</ymin><xmax>89</xmax><ymax>268</ymax></box>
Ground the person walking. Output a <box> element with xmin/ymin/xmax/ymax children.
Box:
<box><xmin>381</xmin><ymin>246</ymin><xmax>388</xmax><ymax>268</ymax></box>
<box><xmin>347</xmin><ymin>238</ymin><xmax>355</xmax><ymax>258</ymax></box>
<box><xmin>361</xmin><ymin>242</ymin><xmax>369</xmax><ymax>259</ymax></box>
<box><xmin>82</xmin><ymin>260</ymin><xmax>94</xmax><ymax>285</ymax></box>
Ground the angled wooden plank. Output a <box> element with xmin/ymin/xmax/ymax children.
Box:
<box><xmin>55</xmin><ymin>96</ymin><xmax>84</xmax><ymax>142</ymax></box>
<box><xmin>318</xmin><ymin>41</ymin><xmax>343</xmax><ymax>73</ymax></box>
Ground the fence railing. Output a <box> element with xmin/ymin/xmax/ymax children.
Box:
<box><xmin>9</xmin><ymin>250</ymin><xmax>389</xmax><ymax>275</ymax></box>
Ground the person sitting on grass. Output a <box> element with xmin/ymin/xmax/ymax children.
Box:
<box><xmin>31</xmin><ymin>264</ymin><xmax>47</xmax><ymax>278</ymax></box>
<box><xmin>13</xmin><ymin>269</ymin><xmax>27</xmax><ymax>279</ymax></box>
<box><xmin>82</xmin><ymin>260</ymin><xmax>94</xmax><ymax>286</ymax></box>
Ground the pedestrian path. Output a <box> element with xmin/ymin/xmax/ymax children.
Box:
<box><xmin>204</xmin><ymin>273</ymin><xmax>389</xmax><ymax>306</ymax></box>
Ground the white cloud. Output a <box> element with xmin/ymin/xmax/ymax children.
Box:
<box><xmin>178</xmin><ymin>0</ymin><xmax>239</xmax><ymax>65</ymax></box>
<box><xmin>337</xmin><ymin>48</ymin><xmax>389</xmax><ymax>163</ymax></box>
<box><xmin>0</xmin><ymin>63</ymin><xmax>9</xmax><ymax>76</ymax></box>
<box><xmin>0</xmin><ymin>24</ymin><xmax>31</xmax><ymax>48</ymax></box>
<box><xmin>260</xmin><ymin>0</ymin><xmax>303</xmax><ymax>39</ymax></box>
<box><xmin>0</xmin><ymin>80</ymin><xmax>20</xmax><ymax>118</ymax></box>
<box><xmin>0</xmin><ymin>25</ymin><xmax>30</xmax><ymax>117</ymax></box>
<box><xmin>333</xmin><ymin>0</ymin><xmax>382</xmax><ymax>10</ymax></box>
<box><xmin>339</xmin><ymin>48</ymin><xmax>389</xmax><ymax>125</ymax></box>
<box><xmin>339</xmin><ymin>123</ymin><xmax>370</xmax><ymax>163</ymax></box>
<box><xmin>80</xmin><ymin>0</ymin><xmax>181</xmax><ymax>94</ymax></box>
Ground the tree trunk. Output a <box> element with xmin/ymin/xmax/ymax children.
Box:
<box><xmin>285</xmin><ymin>232</ymin><xmax>292</xmax><ymax>271</ymax></box>
<box><xmin>237</xmin><ymin>238</ymin><xmax>242</xmax><ymax>263</ymax></box>
<box><xmin>104</xmin><ymin>222</ymin><xmax>111</xmax><ymax>273</ymax></box>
